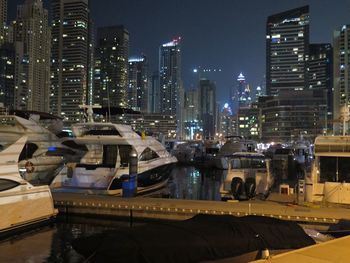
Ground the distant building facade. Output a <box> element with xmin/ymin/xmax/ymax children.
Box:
<box><xmin>333</xmin><ymin>25</ymin><xmax>350</xmax><ymax>134</ymax></box>
<box><xmin>51</xmin><ymin>0</ymin><xmax>89</xmax><ymax>122</ymax></box>
<box><xmin>0</xmin><ymin>43</ymin><xmax>15</xmax><ymax>109</ymax></box>
<box><xmin>218</xmin><ymin>103</ymin><xmax>236</xmax><ymax>138</ymax></box>
<box><xmin>263</xmin><ymin>6</ymin><xmax>328</xmax><ymax>142</ymax></box>
<box><xmin>266</xmin><ymin>6</ymin><xmax>309</xmax><ymax>96</ymax></box>
<box><xmin>94</xmin><ymin>25</ymin><xmax>129</xmax><ymax>109</ymax></box>
<box><xmin>149</xmin><ymin>71</ymin><xmax>159</xmax><ymax>113</ymax></box>
<box><xmin>13</xmin><ymin>0</ymin><xmax>51</xmax><ymax>112</ymax></box>
<box><xmin>0</xmin><ymin>0</ymin><xmax>6</xmax><ymax>45</ymax></box>
<box><xmin>183</xmin><ymin>88</ymin><xmax>200</xmax><ymax>140</ymax></box>
<box><xmin>308</xmin><ymin>43</ymin><xmax>333</xmax><ymax>132</ymax></box>
<box><xmin>128</xmin><ymin>55</ymin><xmax>148</xmax><ymax>112</ymax></box>
<box><xmin>237</xmin><ymin>104</ymin><xmax>259</xmax><ymax>140</ymax></box>
<box><xmin>159</xmin><ymin>38</ymin><xmax>183</xmax><ymax>138</ymax></box>
<box><xmin>199</xmin><ymin>79</ymin><xmax>216</xmax><ymax>139</ymax></box>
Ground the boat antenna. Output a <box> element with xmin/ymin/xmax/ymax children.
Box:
<box><xmin>79</xmin><ymin>104</ymin><xmax>102</xmax><ymax>123</ymax></box>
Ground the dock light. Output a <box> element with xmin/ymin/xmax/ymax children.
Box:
<box><xmin>193</xmin><ymin>68</ymin><xmax>198</xmax><ymax>73</ymax></box>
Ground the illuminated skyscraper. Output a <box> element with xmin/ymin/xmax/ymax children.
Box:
<box><xmin>199</xmin><ymin>79</ymin><xmax>216</xmax><ymax>139</ymax></box>
<box><xmin>159</xmin><ymin>38</ymin><xmax>183</xmax><ymax>138</ymax></box>
<box><xmin>266</xmin><ymin>6</ymin><xmax>309</xmax><ymax>95</ymax></box>
<box><xmin>13</xmin><ymin>0</ymin><xmax>51</xmax><ymax>112</ymax></box>
<box><xmin>0</xmin><ymin>0</ymin><xmax>6</xmax><ymax>45</ymax></box>
<box><xmin>51</xmin><ymin>0</ymin><xmax>89</xmax><ymax>122</ymax></box>
<box><xmin>333</xmin><ymin>25</ymin><xmax>350</xmax><ymax>134</ymax></box>
<box><xmin>128</xmin><ymin>55</ymin><xmax>148</xmax><ymax>112</ymax></box>
<box><xmin>0</xmin><ymin>43</ymin><xmax>15</xmax><ymax>109</ymax></box>
<box><xmin>95</xmin><ymin>25</ymin><xmax>129</xmax><ymax>108</ymax></box>
<box><xmin>262</xmin><ymin>6</ymin><xmax>327</xmax><ymax>142</ymax></box>
<box><xmin>308</xmin><ymin>43</ymin><xmax>332</xmax><ymax>131</ymax></box>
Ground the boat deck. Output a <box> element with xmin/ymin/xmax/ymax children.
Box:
<box><xmin>252</xmin><ymin>234</ymin><xmax>350</xmax><ymax>262</ymax></box>
<box><xmin>52</xmin><ymin>192</ymin><xmax>350</xmax><ymax>225</ymax></box>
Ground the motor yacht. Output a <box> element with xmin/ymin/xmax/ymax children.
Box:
<box><xmin>305</xmin><ymin>135</ymin><xmax>350</xmax><ymax>205</ymax></box>
<box><xmin>213</xmin><ymin>136</ymin><xmax>257</xmax><ymax>169</ymax></box>
<box><xmin>0</xmin><ymin>112</ymin><xmax>84</xmax><ymax>185</ymax></box>
<box><xmin>50</xmin><ymin>122</ymin><xmax>178</xmax><ymax>195</ymax></box>
<box><xmin>0</xmin><ymin>135</ymin><xmax>57</xmax><ymax>236</ymax></box>
<box><xmin>220</xmin><ymin>152</ymin><xmax>273</xmax><ymax>200</ymax></box>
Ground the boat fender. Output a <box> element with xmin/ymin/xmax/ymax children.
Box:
<box><xmin>25</xmin><ymin>161</ymin><xmax>35</xmax><ymax>173</ymax></box>
<box><xmin>231</xmin><ymin>177</ymin><xmax>243</xmax><ymax>200</ymax></box>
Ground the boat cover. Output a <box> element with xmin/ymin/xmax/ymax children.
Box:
<box><xmin>72</xmin><ymin>214</ymin><xmax>315</xmax><ymax>263</ymax></box>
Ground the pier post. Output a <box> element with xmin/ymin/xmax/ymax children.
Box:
<box><xmin>122</xmin><ymin>148</ymin><xmax>138</xmax><ymax>197</ymax></box>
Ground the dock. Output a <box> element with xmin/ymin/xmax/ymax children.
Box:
<box><xmin>252</xmin><ymin>234</ymin><xmax>350</xmax><ymax>262</ymax></box>
<box><xmin>52</xmin><ymin>192</ymin><xmax>350</xmax><ymax>225</ymax></box>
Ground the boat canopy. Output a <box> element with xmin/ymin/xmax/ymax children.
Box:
<box><xmin>314</xmin><ymin>136</ymin><xmax>350</xmax><ymax>157</ymax></box>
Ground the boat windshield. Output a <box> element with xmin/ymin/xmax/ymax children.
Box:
<box><xmin>231</xmin><ymin>157</ymin><xmax>266</xmax><ymax>169</ymax></box>
<box><xmin>320</xmin><ymin>156</ymin><xmax>350</xmax><ymax>183</ymax></box>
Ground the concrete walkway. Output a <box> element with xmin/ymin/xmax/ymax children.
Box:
<box><xmin>52</xmin><ymin>192</ymin><xmax>350</xmax><ymax>224</ymax></box>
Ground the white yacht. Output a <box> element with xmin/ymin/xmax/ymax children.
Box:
<box><xmin>0</xmin><ymin>112</ymin><xmax>83</xmax><ymax>184</ymax></box>
<box><xmin>305</xmin><ymin>135</ymin><xmax>350</xmax><ymax>205</ymax></box>
<box><xmin>50</xmin><ymin>122</ymin><xmax>178</xmax><ymax>195</ymax></box>
<box><xmin>220</xmin><ymin>152</ymin><xmax>273</xmax><ymax>200</ymax></box>
<box><xmin>0</xmin><ymin>136</ymin><xmax>57</xmax><ymax>235</ymax></box>
<box><xmin>213</xmin><ymin>136</ymin><xmax>257</xmax><ymax>169</ymax></box>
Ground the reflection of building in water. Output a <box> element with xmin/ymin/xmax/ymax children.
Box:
<box><xmin>168</xmin><ymin>166</ymin><xmax>224</xmax><ymax>201</ymax></box>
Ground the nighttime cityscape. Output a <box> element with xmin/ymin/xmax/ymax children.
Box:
<box><xmin>1</xmin><ymin>0</ymin><xmax>350</xmax><ymax>262</ymax></box>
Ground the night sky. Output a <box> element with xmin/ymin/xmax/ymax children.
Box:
<box><xmin>8</xmin><ymin>0</ymin><xmax>350</xmax><ymax>104</ymax></box>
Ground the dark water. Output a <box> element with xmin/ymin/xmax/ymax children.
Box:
<box><xmin>166</xmin><ymin>165</ymin><xmax>226</xmax><ymax>201</ymax></box>
<box><xmin>0</xmin><ymin>165</ymin><xmax>226</xmax><ymax>263</ymax></box>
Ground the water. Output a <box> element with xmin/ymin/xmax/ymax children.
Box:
<box><xmin>0</xmin><ymin>165</ymin><xmax>226</xmax><ymax>263</ymax></box>
<box><xmin>166</xmin><ymin>165</ymin><xmax>226</xmax><ymax>201</ymax></box>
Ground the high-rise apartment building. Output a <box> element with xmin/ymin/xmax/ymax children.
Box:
<box><xmin>128</xmin><ymin>55</ymin><xmax>148</xmax><ymax>112</ymax></box>
<box><xmin>0</xmin><ymin>0</ymin><xmax>6</xmax><ymax>45</ymax></box>
<box><xmin>94</xmin><ymin>26</ymin><xmax>129</xmax><ymax>108</ymax></box>
<box><xmin>333</xmin><ymin>25</ymin><xmax>350</xmax><ymax>134</ymax></box>
<box><xmin>199</xmin><ymin>79</ymin><xmax>216</xmax><ymax>139</ymax></box>
<box><xmin>149</xmin><ymin>71</ymin><xmax>159</xmax><ymax>113</ymax></box>
<box><xmin>266</xmin><ymin>6</ymin><xmax>309</xmax><ymax>96</ymax></box>
<box><xmin>183</xmin><ymin>88</ymin><xmax>200</xmax><ymax>140</ymax></box>
<box><xmin>262</xmin><ymin>6</ymin><xmax>329</xmax><ymax>142</ymax></box>
<box><xmin>51</xmin><ymin>0</ymin><xmax>89</xmax><ymax>122</ymax></box>
<box><xmin>13</xmin><ymin>0</ymin><xmax>51</xmax><ymax>112</ymax></box>
<box><xmin>0</xmin><ymin>43</ymin><xmax>15</xmax><ymax>109</ymax></box>
<box><xmin>237</xmin><ymin>73</ymin><xmax>251</xmax><ymax>108</ymax></box>
<box><xmin>159</xmin><ymin>38</ymin><xmax>183</xmax><ymax>138</ymax></box>
<box><xmin>308</xmin><ymin>43</ymin><xmax>333</xmax><ymax>131</ymax></box>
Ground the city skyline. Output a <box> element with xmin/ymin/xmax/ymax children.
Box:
<box><xmin>7</xmin><ymin>0</ymin><xmax>350</xmax><ymax>103</ymax></box>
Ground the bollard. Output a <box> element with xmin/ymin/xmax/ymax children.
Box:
<box><xmin>122</xmin><ymin>148</ymin><xmax>138</xmax><ymax>197</ymax></box>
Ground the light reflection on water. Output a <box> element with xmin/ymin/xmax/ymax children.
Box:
<box><xmin>167</xmin><ymin>165</ymin><xmax>226</xmax><ymax>201</ymax></box>
<box><xmin>0</xmin><ymin>165</ymin><xmax>226</xmax><ymax>263</ymax></box>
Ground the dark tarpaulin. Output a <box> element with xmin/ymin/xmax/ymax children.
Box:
<box><xmin>72</xmin><ymin>214</ymin><xmax>315</xmax><ymax>263</ymax></box>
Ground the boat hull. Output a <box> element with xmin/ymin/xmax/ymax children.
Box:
<box><xmin>0</xmin><ymin>185</ymin><xmax>57</xmax><ymax>235</ymax></box>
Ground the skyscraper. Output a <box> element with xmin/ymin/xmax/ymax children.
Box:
<box><xmin>199</xmin><ymin>79</ymin><xmax>216</xmax><ymax>139</ymax></box>
<box><xmin>0</xmin><ymin>0</ymin><xmax>7</xmax><ymax>45</ymax></box>
<box><xmin>94</xmin><ymin>25</ymin><xmax>129</xmax><ymax>108</ymax></box>
<box><xmin>333</xmin><ymin>25</ymin><xmax>350</xmax><ymax>134</ymax></box>
<box><xmin>262</xmin><ymin>6</ymin><xmax>327</xmax><ymax>142</ymax></box>
<box><xmin>13</xmin><ymin>0</ymin><xmax>51</xmax><ymax>112</ymax></box>
<box><xmin>237</xmin><ymin>72</ymin><xmax>251</xmax><ymax>108</ymax></box>
<box><xmin>51</xmin><ymin>0</ymin><xmax>89</xmax><ymax>122</ymax></box>
<box><xmin>183</xmin><ymin>88</ymin><xmax>200</xmax><ymax>139</ymax></box>
<box><xmin>308</xmin><ymin>43</ymin><xmax>333</xmax><ymax>131</ymax></box>
<box><xmin>0</xmin><ymin>43</ymin><xmax>15</xmax><ymax>109</ymax></box>
<box><xmin>128</xmin><ymin>55</ymin><xmax>148</xmax><ymax>112</ymax></box>
<box><xmin>266</xmin><ymin>6</ymin><xmax>309</xmax><ymax>96</ymax></box>
<box><xmin>149</xmin><ymin>71</ymin><xmax>159</xmax><ymax>113</ymax></box>
<box><xmin>159</xmin><ymin>38</ymin><xmax>183</xmax><ymax>138</ymax></box>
